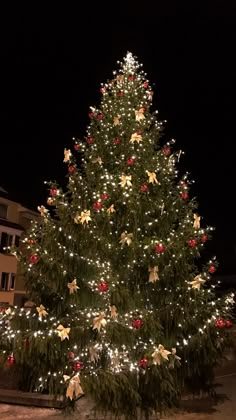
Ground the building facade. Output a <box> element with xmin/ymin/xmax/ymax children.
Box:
<box><xmin>0</xmin><ymin>188</ymin><xmax>39</xmax><ymax>307</ymax></box>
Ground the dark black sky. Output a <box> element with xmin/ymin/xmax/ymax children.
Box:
<box><xmin>0</xmin><ymin>6</ymin><xmax>236</xmax><ymax>274</ymax></box>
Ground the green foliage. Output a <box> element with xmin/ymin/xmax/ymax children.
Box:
<box><xmin>0</xmin><ymin>52</ymin><xmax>234</xmax><ymax>418</ymax></box>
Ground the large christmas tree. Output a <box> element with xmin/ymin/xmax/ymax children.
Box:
<box><xmin>0</xmin><ymin>52</ymin><xmax>234</xmax><ymax>418</ymax></box>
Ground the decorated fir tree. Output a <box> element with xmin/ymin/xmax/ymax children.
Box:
<box><xmin>0</xmin><ymin>52</ymin><xmax>234</xmax><ymax>418</ymax></box>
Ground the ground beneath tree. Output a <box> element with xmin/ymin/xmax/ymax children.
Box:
<box><xmin>1</xmin><ymin>336</ymin><xmax>236</xmax><ymax>420</ymax></box>
<box><xmin>1</xmin><ymin>370</ymin><xmax>236</xmax><ymax>420</ymax></box>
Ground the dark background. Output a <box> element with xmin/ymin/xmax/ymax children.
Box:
<box><xmin>0</xmin><ymin>5</ymin><xmax>235</xmax><ymax>274</ymax></box>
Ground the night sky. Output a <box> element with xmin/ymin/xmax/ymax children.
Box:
<box><xmin>1</xmin><ymin>7</ymin><xmax>236</xmax><ymax>274</ymax></box>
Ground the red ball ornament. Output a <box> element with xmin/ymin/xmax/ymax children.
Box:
<box><xmin>127</xmin><ymin>157</ymin><xmax>135</xmax><ymax>166</ymax></box>
<box><xmin>129</xmin><ymin>75</ymin><xmax>135</xmax><ymax>81</ymax></box>
<box><xmin>30</xmin><ymin>254</ymin><xmax>39</xmax><ymax>264</ymax></box>
<box><xmin>181</xmin><ymin>182</ymin><xmax>187</xmax><ymax>188</ymax></box>
<box><xmin>132</xmin><ymin>318</ymin><xmax>143</xmax><ymax>329</ymax></box>
<box><xmin>100</xmin><ymin>87</ymin><xmax>106</xmax><ymax>94</ymax></box>
<box><xmin>114</xmin><ymin>138</ymin><xmax>120</xmax><ymax>145</ymax></box>
<box><xmin>139</xmin><ymin>358</ymin><xmax>148</xmax><ymax>369</ymax></box>
<box><xmin>47</xmin><ymin>198</ymin><xmax>54</xmax><ymax>206</ymax></box>
<box><xmin>225</xmin><ymin>320</ymin><xmax>233</xmax><ymax>328</ymax></box>
<box><xmin>98</xmin><ymin>281</ymin><xmax>109</xmax><ymax>292</ymax></box>
<box><xmin>50</xmin><ymin>188</ymin><xmax>57</xmax><ymax>196</ymax></box>
<box><xmin>28</xmin><ymin>238</ymin><xmax>35</xmax><ymax>244</ymax></box>
<box><xmin>69</xmin><ymin>352</ymin><xmax>75</xmax><ymax>360</ymax></box>
<box><xmin>73</xmin><ymin>361</ymin><xmax>84</xmax><ymax>372</ymax></box>
<box><xmin>137</xmin><ymin>129</ymin><xmax>142</xmax><ymax>135</ymax></box>
<box><xmin>155</xmin><ymin>243</ymin><xmax>165</xmax><ymax>254</ymax></box>
<box><xmin>118</xmin><ymin>91</ymin><xmax>124</xmax><ymax>97</ymax></box>
<box><xmin>163</xmin><ymin>147</ymin><xmax>171</xmax><ymax>155</ymax></box>
<box><xmin>201</xmin><ymin>234</ymin><xmax>208</xmax><ymax>243</ymax></box>
<box><xmin>97</xmin><ymin>113</ymin><xmax>104</xmax><ymax>120</ymax></box>
<box><xmin>74</xmin><ymin>143</ymin><xmax>80</xmax><ymax>151</ymax></box>
<box><xmin>68</xmin><ymin>166</ymin><xmax>75</xmax><ymax>173</ymax></box>
<box><xmin>140</xmin><ymin>184</ymin><xmax>148</xmax><ymax>192</ymax></box>
<box><xmin>87</xmin><ymin>137</ymin><xmax>94</xmax><ymax>144</ymax></box>
<box><xmin>181</xmin><ymin>192</ymin><xmax>189</xmax><ymax>200</ymax></box>
<box><xmin>93</xmin><ymin>201</ymin><xmax>102</xmax><ymax>211</ymax></box>
<box><xmin>89</xmin><ymin>112</ymin><xmax>95</xmax><ymax>118</ymax></box>
<box><xmin>143</xmin><ymin>81</ymin><xmax>149</xmax><ymax>88</ymax></box>
<box><xmin>101</xmin><ymin>193</ymin><xmax>108</xmax><ymax>201</ymax></box>
<box><xmin>7</xmin><ymin>354</ymin><xmax>15</xmax><ymax>367</ymax></box>
<box><xmin>188</xmin><ymin>239</ymin><xmax>197</xmax><ymax>248</ymax></box>
<box><xmin>215</xmin><ymin>318</ymin><xmax>225</xmax><ymax>328</ymax></box>
<box><xmin>208</xmin><ymin>265</ymin><xmax>216</xmax><ymax>274</ymax></box>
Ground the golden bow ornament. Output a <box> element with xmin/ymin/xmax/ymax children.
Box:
<box><xmin>56</xmin><ymin>324</ymin><xmax>70</xmax><ymax>341</ymax></box>
<box><xmin>146</xmin><ymin>171</ymin><xmax>159</xmax><ymax>184</ymax></box>
<box><xmin>67</xmin><ymin>279</ymin><xmax>79</xmax><ymax>294</ymax></box>
<box><xmin>189</xmin><ymin>275</ymin><xmax>206</xmax><ymax>290</ymax></box>
<box><xmin>114</xmin><ymin>116</ymin><xmax>120</xmax><ymax>126</ymax></box>
<box><xmin>149</xmin><ymin>266</ymin><xmax>159</xmax><ymax>283</ymax></box>
<box><xmin>116</xmin><ymin>74</ymin><xmax>124</xmax><ymax>84</ymax></box>
<box><xmin>119</xmin><ymin>232</ymin><xmax>133</xmax><ymax>246</ymax></box>
<box><xmin>89</xmin><ymin>344</ymin><xmax>100</xmax><ymax>362</ymax></box>
<box><xmin>63</xmin><ymin>375</ymin><xmax>84</xmax><ymax>400</ymax></box>
<box><xmin>92</xmin><ymin>157</ymin><xmax>103</xmax><ymax>165</ymax></box>
<box><xmin>63</xmin><ymin>148</ymin><xmax>72</xmax><ymax>162</ymax></box>
<box><xmin>93</xmin><ymin>311</ymin><xmax>107</xmax><ymax>332</ymax></box>
<box><xmin>193</xmin><ymin>213</ymin><xmax>201</xmax><ymax>229</ymax></box>
<box><xmin>152</xmin><ymin>344</ymin><xmax>171</xmax><ymax>365</ymax></box>
<box><xmin>37</xmin><ymin>205</ymin><xmax>48</xmax><ymax>217</ymax></box>
<box><xmin>119</xmin><ymin>175</ymin><xmax>132</xmax><ymax>188</ymax></box>
<box><xmin>74</xmin><ymin>210</ymin><xmax>92</xmax><ymax>225</ymax></box>
<box><xmin>36</xmin><ymin>304</ymin><xmax>48</xmax><ymax>320</ymax></box>
<box><xmin>135</xmin><ymin>107</ymin><xmax>145</xmax><ymax>122</ymax></box>
<box><xmin>109</xmin><ymin>305</ymin><xmax>118</xmax><ymax>319</ymax></box>
<box><xmin>107</xmin><ymin>204</ymin><xmax>116</xmax><ymax>214</ymax></box>
<box><xmin>130</xmin><ymin>132</ymin><xmax>142</xmax><ymax>143</ymax></box>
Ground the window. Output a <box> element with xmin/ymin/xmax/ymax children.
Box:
<box><xmin>0</xmin><ymin>273</ymin><xmax>16</xmax><ymax>291</ymax></box>
<box><xmin>0</xmin><ymin>204</ymin><xmax>8</xmax><ymax>219</ymax></box>
<box><xmin>0</xmin><ymin>232</ymin><xmax>20</xmax><ymax>253</ymax></box>
<box><xmin>15</xmin><ymin>235</ymin><xmax>20</xmax><ymax>247</ymax></box>
<box><xmin>10</xmin><ymin>274</ymin><xmax>15</xmax><ymax>289</ymax></box>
